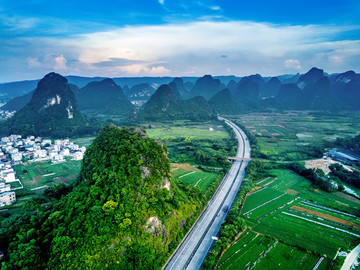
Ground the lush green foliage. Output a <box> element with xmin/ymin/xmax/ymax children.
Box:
<box><xmin>235</xmin><ymin>112</ymin><xmax>360</xmax><ymax>161</ymax></box>
<box><xmin>334</xmin><ymin>134</ymin><xmax>360</xmax><ymax>154</ymax></box>
<box><xmin>5</xmin><ymin>73</ymin><xmax>89</xmax><ymax>137</ymax></box>
<box><xmin>208</xmin><ymin>88</ymin><xmax>245</xmax><ymax>115</ymax></box>
<box><xmin>76</xmin><ymin>78</ymin><xmax>134</xmax><ymax>115</ymax></box>
<box><xmin>330</xmin><ymin>163</ymin><xmax>360</xmax><ymax>189</ymax></box>
<box><xmin>289</xmin><ymin>162</ymin><xmax>338</xmax><ymax>192</ymax></box>
<box><xmin>1</xmin><ymin>126</ymin><xmax>204</xmax><ymax>269</ymax></box>
<box><xmin>139</xmin><ymin>84</ymin><xmax>213</xmax><ymax>121</ymax></box>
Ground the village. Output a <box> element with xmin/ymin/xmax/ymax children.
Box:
<box><xmin>0</xmin><ymin>134</ymin><xmax>86</xmax><ymax>207</ymax></box>
<box><xmin>0</xmin><ymin>109</ymin><xmax>15</xmax><ymax>119</ymax></box>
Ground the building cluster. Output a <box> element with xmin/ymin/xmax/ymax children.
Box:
<box><xmin>0</xmin><ymin>109</ymin><xmax>15</xmax><ymax>119</ymax></box>
<box><xmin>327</xmin><ymin>149</ymin><xmax>360</xmax><ymax>166</ymax></box>
<box><xmin>0</xmin><ymin>134</ymin><xmax>86</xmax><ymax>207</ymax></box>
<box><xmin>0</xmin><ymin>163</ymin><xmax>16</xmax><ymax>207</ymax></box>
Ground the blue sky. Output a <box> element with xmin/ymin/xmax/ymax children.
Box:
<box><xmin>0</xmin><ymin>0</ymin><xmax>359</xmax><ymax>82</ymax></box>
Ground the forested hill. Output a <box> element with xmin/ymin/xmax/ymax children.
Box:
<box><xmin>4</xmin><ymin>72</ymin><xmax>88</xmax><ymax>137</ymax></box>
<box><xmin>139</xmin><ymin>84</ymin><xmax>213</xmax><ymax>121</ymax></box>
<box><xmin>1</xmin><ymin>126</ymin><xmax>204</xmax><ymax>269</ymax></box>
<box><xmin>76</xmin><ymin>78</ymin><xmax>134</xmax><ymax>115</ymax></box>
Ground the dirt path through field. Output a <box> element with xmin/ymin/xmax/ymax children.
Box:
<box><xmin>291</xmin><ymin>205</ymin><xmax>360</xmax><ymax>230</ymax></box>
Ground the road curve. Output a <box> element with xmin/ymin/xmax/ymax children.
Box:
<box><xmin>163</xmin><ymin>117</ymin><xmax>251</xmax><ymax>270</ymax></box>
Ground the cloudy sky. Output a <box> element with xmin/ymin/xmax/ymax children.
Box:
<box><xmin>1</xmin><ymin>0</ymin><xmax>359</xmax><ymax>82</ymax></box>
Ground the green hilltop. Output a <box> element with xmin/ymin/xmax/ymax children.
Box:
<box><xmin>1</xmin><ymin>126</ymin><xmax>204</xmax><ymax>269</ymax></box>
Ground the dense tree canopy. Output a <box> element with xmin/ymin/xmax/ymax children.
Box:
<box><xmin>1</xmin><ymin>126</ymin><xmax>204</xmax><ymax>269</ymax></box>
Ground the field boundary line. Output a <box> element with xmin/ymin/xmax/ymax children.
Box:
<box><xmin>178</xmin><ymin>171</ymin><xmax>196</xmax><ymax>178</ymax></box>
<box><xmin>194</xmin><ymin>177</ymin><xmax>206</xmax><ymax>187</ymax></box>
<box><xmin>247</xmin><ymin>186</ymin><xmax>268</xmax><ymax>196</ymax></box>
<box><xmin>256</xmin><ymin>177</ymin><xmax>270</xmax><ymax>185</ymax></box>
<box><xmin>216</xmin><ymin>233</ymin><xmax>259</xmax><ymax>269</ymax></box>
<box><xmin>282</xmin><ymin>212</ymin><xmax>360</xmax><ymax>237</ymax></box>
<box><xmin>243</xmin><ymin>194</ymin><xmax>286</xmax><ymax>216</ymax></box>
<box><xmin>263</xmin><ymin>178</ymin><xmax>277</xmax><ymax>187</ymax></box>
<box><xmin>312</xmin><ymin>257</ymin><xmax>324</xmax><ymax>270</ymax></box>
<box><xmin>300</xmin><ymin>201</ymin><xmax>357</xmax><ymax>218</ymax></box>
<box><xmin>43</xmin><ymin>172</ymin><xmax>55</xmax><ymax>177</ymax></box>
<box><xmin>31</xmin><ymin>185</ymin><xmax>48</xmax><ymax>191</ymax></box>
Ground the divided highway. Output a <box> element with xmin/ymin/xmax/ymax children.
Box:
<box><xmin>163</xmin><ymin>117</ymin><xmax>251</xmax><ymax>270</ymax></box>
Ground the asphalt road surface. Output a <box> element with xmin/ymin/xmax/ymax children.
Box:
<box><xmin>163</xmin><ymin>117</ymin><xmax>251</xmax><ymax>270</ymax></box>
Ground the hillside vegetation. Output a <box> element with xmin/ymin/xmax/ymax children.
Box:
<box><xmin>1</xmin><ymin>126</ymin><xmax>204</xmax><ymax>269</ymax></box>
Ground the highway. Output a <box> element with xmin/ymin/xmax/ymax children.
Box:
<box><xmin>163</xmin><ymin>117</ymin><xmax>251</xmax><ymax>270</ymax></box>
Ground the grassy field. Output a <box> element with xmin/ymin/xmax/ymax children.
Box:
<box><xmin>13</xmin><ymin>159</ymin><xmax>82</xmax><ymax>189</ymax></box>
<box><xmin>232</xmin><ymin>112</ymin><xmax>360</xmax><ymax>160</ymax></box>
<box><xmin>171</xmin><ymin>166</ymin><xmax>221</xmax><ymax>192</ymax></box>
<box><xmin>145</xmin><ymin>121</ymin><xmax>229</xmax><ymax>141</ymax></box>
<box><xmin>70</xmin><ymin>136</ymin><xmax>96</xmax><ymax>147</ymax></box>
<box><xmin>217</xmin><ymin>231</ymin><xmax>328</xmax><ymax>270</ymax></box>
<box><xmin>218</xmin><ymin>233</ymin><xmax>276</xmax><ymax>270</ymax></box>
<box><xmin>218</xmin><ymin>168</ymin><xmax>360</xmax><ymax>269</ymax></box>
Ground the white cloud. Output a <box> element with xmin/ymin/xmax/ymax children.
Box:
<box><xmin>158</xmin><ymin>0</ymin><xmax>165</xmax><ymax>5</ymax></box>
<box><xmin>54</xmin><ymin>55</ymin><xmax>67</xmax><ymax>70</ymax></box>
<box><xmin>27</xmin><ymin>57</ymin><xmax>42</xmax><ymax>68</ymax></box>
<box><xmin>2</xmin><ymin>20</ymin><xmax>360</xmax><ymax>80</ymax></box>
<box><xmin>284</xmin><ymin>59</ymin><xmax>301</xmax><ymax>69</ymax></box>
<box><xmin>209</xmin><ymin>6</ymin><xmax>221</xmax><ymax>11</ymax></box>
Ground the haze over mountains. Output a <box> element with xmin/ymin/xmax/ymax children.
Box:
<box><xmin>1</xmin><ymin>67</ymin><xmax>359</xmax><ymax>137</ymax></box>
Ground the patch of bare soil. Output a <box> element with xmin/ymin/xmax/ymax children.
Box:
<box><xmin>249</xmin><ymin>186</ymin><xmax>263</xmax><ymax>193</ymax></box>
<box><xmin>305</xmin><ymin>158</ymin><xmax>353</xmax><ymax>175</ymax></box>
<box><xmin>291</xmin><ymin>205</ymin><xmax>360</xmax><ymax>230</ymax></box>
<box><xmin>171</xmin><ymin>163</ymin><xmax>202</xmax><ymax>172</ymax></box>
<box><xmin>334</xmin><ymin>192</ymin><xmax>360</xmax><ymax>205</ymax></box>
<box><xmin>285</xmin><ymin>189</ymin><xmax>299</xmax><ymax>195</ymax></box>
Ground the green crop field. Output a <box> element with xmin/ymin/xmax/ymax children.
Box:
<box><xmin>173</xmin><ymin>170</ymin><xmax>220</xmax><ymax>192</ymax></box>
<box><xmin>253</xmin><ymin>211</ymin><xmax>357</xmax><ymax>258</ymax></box>
<box><xmin>14</xmin><ymin>160</ymin><xmax>82</xmax><ymax>189</ymax></box>
<box><xmin>217</xmin><ymin>232</ymin><xmax>326</xmax><ymax>270</ymax></box>
<box><xmin>70</xmin><ymin>136</ymin><xmax>96</xmax><ymax>147</ymax></box>
<box><xmin>146</xmin><ymin>123</ymin><xmax>229</xmax><ymax>141</ymax></box>
<box><xmin>245</xmin><ymin>194</ymin><xmax>295</xmax><ymax>220</ymax></box>
<box><xmin>253</xmin><ymin>242</ymin><xmax>330</xmax><ymax>270</ymax></box>
<box><xmin>233</xmin><ymin>112</ymin><xmax>360</xmax><ymax>160</ymax></box>
<box><xmin>241</xmin><ymin>188</ymin><xmax>284</xmax><ymax>214</ymax></box>
<box><xmin>218</xmin><ymin>234</ymin><xmax>276</xmax><ymax>270</ymax></box>
<box><xmin>216</xmin><ymin>168</ymin><xmax>360</xmax><ymax>269</ymax></box>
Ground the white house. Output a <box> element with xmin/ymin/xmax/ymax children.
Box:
<box><xmin>0</xmin><ymin>181</ymin><xmax>11</xmax><ymax>193</ymax></box>
<box><xmin>41</xmin><ymin>139</ymin><xmax>52</xmax><ymax>146</ymax></box>
<box><xmin>53</xmin><ymin>144</ymin><xmax>61</xmax><ymax>152</ymax></box>
<box><xmin>0</xmin><ymin>191</ymin><xmax>16</xmax><ymax>206</ymax></box>
<box><xmin>9</xmin><ymin>147</ymin><xmax>19</xmax><ymax>154</ymax></box>
<box><xmin>61</xmin><ymin>148</ymin><xmax>70</xmax><ymax>156</ymax></box>
<box><xmin>72</xmin><ymin>151</ymin><xmax>84</xmax><ymax>160</ymax></box>
<box><xmin>1</xmin><ymin>137</ymin><xmax>9</xmax><ymax>143</ymax></box>
<box><xmin>11</xmin><ymin>152</ymin><xmax>22</xmax><ymax>163</ymax></box>
<box><xmin>25</xmin><ymin>145</ymin><xmax>34</xmax><ymax>152</ymax></box>
<box><xmin>1</xmin><ymin>169</ymin><xmax>16</xmax><ymax>182</ymax></box>
<box><xmin>34</xmin><ymin>149</ymin><xmax>47</xmax><ymax>159</ymax></box>
<box><xmin>69</xmin><ymin>144</ymin><xmax>79</xmax><ymax>151</ymax></box>
<box><xmin>55</xmin><ymin>140</ymin><xmax>62</xmax><ymax>146</ymax></box>
<box><xmin>52</xmin><ymin>154</ymin><xmax>65</xmax><ymax>163</ymax></box>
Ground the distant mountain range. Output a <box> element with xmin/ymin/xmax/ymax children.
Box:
<box><xmin>1</xmin><ymin>68</ymin><xmax>359</xmax><ymax>137</ymax></box>
<box><xmin>138</xmin><ymin>83</ymin><xmax>212</xmax><ymax>121</ymax></box>
<box><xmin>76</xmin><ymin>78</ymin><xmax>134</xmax><ymax>115</ymax></box>
<box><xmin>3</xmin><ymin>73</ymin><xmax>88</xmax><ymax>137</ymax></box>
